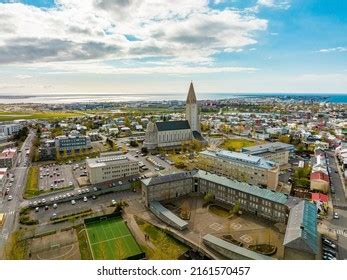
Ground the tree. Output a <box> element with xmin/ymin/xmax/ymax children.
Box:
<box><xmin>63</xmin><ymin>148</ymin><xmax>67</xmax><ymax>159</ymax></box>
<box><xmin>230</xmin><ymin>201</ymin><xmax>241</xmax><ymax>215</ymax></box>
<box><xmin>55</xmin><ymin>148</ymin><xmax>61</xmax><ymax>161</ymax></box>
<box><xmin>71</xmin><ymin>148</ymin><xmax>76</xmax><ymax>160</ymax></box>
<box><xmin>278</xmin><ymin>135</ymin><xmax>291</xmax><ymax>144</ymax></box>
<box><xmin>204</xmin><ymin>192</ymin><xmax>214</xmax><ymax>204</ymax></box>
<box><xmin>121</xmin><ymin>144</ymin><xmax>127</xmax><ymax>154</ymax></box>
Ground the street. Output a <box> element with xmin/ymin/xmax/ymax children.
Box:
<box><xmin>0</xmin><ymin>131</ymin><xmax>35</xmax><ymax>258</ymax></box>
<box><xmin>325</xmin><ymin>151</ymin><xmax>347</xmax><ymax>259</ymax></box>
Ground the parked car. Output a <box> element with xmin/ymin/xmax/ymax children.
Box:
<box><xmin>333</xmin><ymin>212</ymin><xmax>339</xmax><ymax>219</ymax></box>
<box><xmin>112</xmin><ymin>199</ymin><xmax>116</xmax><ymax>206</ymax></box>
<box><xmin>83</xmin><ymin>196</ymin><xmax>88</xmax><ymax>202</ymax></box>
<box><xmin>71</xmin><ymin>200</ymin><xmax>76</xmax><ymax>205</ymax></box>
<box><xmin>7</xmin><ymin>195</ymin><xmax>13</xmax><ymax>201</ymax></box>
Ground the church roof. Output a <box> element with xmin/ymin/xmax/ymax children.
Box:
<box><xmin>156</xmin><ymin>120</ymin><xmax>191</xmax><ymax>131</ymax></box>
<box><xmin>186</xmin><ymin>82</ymin><xmax>197</xmax><ymax>104</ymax></box>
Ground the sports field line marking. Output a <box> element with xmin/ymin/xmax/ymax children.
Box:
<box><xmin>101</xmin><ymin>223</ymin><xmax>114</xmax><ymax>259</ymax></box>
<box><xmin>85</xmin><ymin>227</ymin><xmax>96</xmax><ymax>260</ymax></box>
<box><xmin>90</xmin><ymin>234</ymin><xmax>133</xmax><ymax>246</ymax></box>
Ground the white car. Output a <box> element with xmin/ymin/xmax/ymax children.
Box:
<box><xmin>112</xmin><ymin>199</ymin><xmax>117</xmax><ymax>206</ymax></box>
<box><xmin>7</xmin><ymin>195</ymin><xmax>13</xmax><ymax>201</ymax></box>
<box><xmin>50</xmin><ymin>197</ymin><xmax>54</xmax><ymax>202</ymax></box>
<box><xmin>71</xmin><ymin>199</ymin><xmax>76</xmax><ymax>205</ymax></box>
<box><xmin>77</xmin><ymin>189</ymin><xmax>82</xmax><ymax>195</ymax></box>
<box><xmin>333</xmin><ymin>212</ymin><xmax>339</xmax><ymax>219</ymax></box>
<box><xmin>118</xmin><ymin>181</ymin><xmax>122</xmax><ymax>185</ymax></box>
<box><xmin>53</xmin><ymin>203</ymin><xmax>58</xmax><ymax>209</ymax></box>
<box><xmin>69</xmin><ymin>181</ymin><xmax>73</xmax><ymax>187</ymax></box>
<box><xmin>83</xmin><ymin>196</ymin><xmax>88</xmax><ymax>202</ymax></box>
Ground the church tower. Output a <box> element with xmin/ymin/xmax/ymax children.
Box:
<box><xmin>185</xmin><ymin>81</ymin><xmax>200</xmax><ymax>132</ymax></box>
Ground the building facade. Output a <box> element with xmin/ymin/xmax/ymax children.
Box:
<box><xmin>86</xmin><ymin>154</ymin><xmax>139</xmax><ymax>184</ymax></box>
<box><xmin>0</xmin><ymin>148</ymin><xmax>17</xmax><ymax>168</ymax></box>
<box><xmin>199</xmin><ymin>150</ymin><xmax>279</xmax><ymax>190</ymax></box>
<box><xmin>55</xmin><ymin>134</ymin><xmax>91</xmax><ymax>152</ymax></box>
<box><xmin>241</xmin><ymin>142</ymin><xmax>294</xmax><ymax>167</ymax></box>
<box><xmin>142</xmin><ymin>170</ymin><xmax>289</xmax><ymax>223</ymax></box>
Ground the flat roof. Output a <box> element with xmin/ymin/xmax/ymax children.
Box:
<box><xmin>203</xmin><ymin>234</ymin><xmax>275</xmax><ymax>260</ymax></box>
<box><xmin>200</xmin><ymin>150</ymin><xmax>277</xmax><ymax>170</ymax></box>
<box><xmin>241</xmin><ymin>142</ymin><xmax>294</xmax><ymax>154</ymax></box>
<box><xmin>150</xmin><ymin>201</ymin><xmax>188</xmax><ymax>229</ymax></box>
<box><xmin>86</xmin><ymin>155</ymin><xmax>133</xmax><ymax>168</ymax></box>
<box><xmin>196</xmin><ymin>170</ymin><xmax>288</xmax><ymax>205</ymax></box>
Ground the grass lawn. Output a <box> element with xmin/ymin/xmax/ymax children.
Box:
<box><xmin>23</xmin><ymin>166</ymin><xmax>40</xmax><ymax>198</ymax></box>
<box><xmin>209</xmin><ymin>205</ymin><xmax>230</xmax><ymax>218</ymax></box>
<box><xmin>135</xmin><ymin>216</ymin><xmax>188</xmax><ymax>260</ymax></box>
<box><xmin>0</xmin><ymin>111</ymin><xmax>84</xmax><ymax>121</ymax></box>
<box><xmin>4</xmin><ymin>230</ymin><xmax>29</xmax><ymax>260</ymax></box>
<box><xmin>220</xmin><ymin>138</ymin><xmax>256</xmax><ymax>151</ymax></box>
<box><xmin>85</xmin><ymin>217</ymin><xmax>143</xmax><ymax>260</ymax></box>
<box><xmin>76</xmin><ymin>225</ymin><xmax>93</xmax><ymax>260</ymax></box>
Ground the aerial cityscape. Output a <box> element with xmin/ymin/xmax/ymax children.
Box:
<box><xmin>0</xmin><ymin>0</ymin><xmax>346</xmax><ymax>262</ymax></box>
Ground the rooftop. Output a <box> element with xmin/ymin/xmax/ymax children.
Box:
<box><xmin>200</xmin><ymin>150</ymin><xmax>278</xmax><ymax>170</ymax></box>
<box><xmin>196</xmin><ymin>170</ymin><xmax>288</xmax><ymax>204</ymax></box>
<box><xmin>150</xmin><ymin>201</ymin><xmax>188</xmax><ymax>229</ymax></box>
<box><xmin>241</xmin><ymin>142</ymin><xmax>294</xmax><ymax>155</ymax></box>
<box><xmin>142</xmin><ymin>170</ymin><xmax>196</xmax><ymax>187</ymax></box>
<box><xmin>203</xmin><ymin>234</ymin><xmax>275</xmax><ymax>260</ymax></box>
<box><xmin>155</xmin><ymin>120</ymin><xmax>191</xmax><ymax>132</ymax></box>
<box><xmin>283</xmin><ymin>201</ymin><xmax>318</xmax><ymax>254</ymax></box>
<box><xmin>86</xmin><ymin>155</ymin><xmax>132</xmax><ymax>168</ymax></box>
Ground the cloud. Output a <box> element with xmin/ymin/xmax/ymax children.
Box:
<box><xmin>317</xmin><ymin>47</ymin><xmax>347</xmax><ymax>53</ymax></box>
<box><xmin>15</xmin><ymin>74</ymin><xmax>32</xmax><ymax>79</ymax></box>
<box><xmin>257</xmin><ymin>0</ymin><xmax>290</xmax><ymax>9</ymax></box>
<box><xmin>0</xmin><ymin>0</ymin><xmax>268</xmax><ymax>73</ymax></box>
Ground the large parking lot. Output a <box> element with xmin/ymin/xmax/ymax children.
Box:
<box><xmin>38</xmin><ymin>163</ymin><xmax>77</xmax><ymax>191</ymax></box>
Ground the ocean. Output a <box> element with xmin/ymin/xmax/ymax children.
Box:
<box><xmin>0</xmin><ymin>93</ymin><xmax>345</xmax><ymax>104</ymax></box>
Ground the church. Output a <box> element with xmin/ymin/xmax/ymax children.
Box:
<box><xmin>143</xmin><ymin>82</ymin><xmax>206</xmax><ymax>150</ymax></box>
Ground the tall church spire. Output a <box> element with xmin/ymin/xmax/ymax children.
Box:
<box><xmin>186</xmin><ymin>81</ymin><xmax>197</xmax><ymax>104</ymax></box>
<box><xmin>185</xmin><ymin>81</ymin><xmax>200</xmax><ymax>132</ymax></box>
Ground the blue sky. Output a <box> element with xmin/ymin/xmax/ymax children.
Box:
<box><xmin>0</xmin><ymin>0</ymin><xmax>346</xmax><ymax>95</ymax></box>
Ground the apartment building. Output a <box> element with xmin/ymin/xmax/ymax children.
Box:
<box><xmin>241</xmin><ymin>142</ymin><xmax>295</xmax><ymax>167</ymax></box>
<box><xmin>199</xmin><ymin>150</ymin><xmax>279</xmax><ymax>190</ymax></box>
<box><xmin>0</xmin><ymin>148</ymin><xmax>17</xmax><ymax>168</ymax></box>
<box><xmin>55</xmin><ymin>134</ymin><xmax>91</xmax><ymax>152</ymax></box>
<box><xmin>86</xmin><ymin>154</ymin><xmax>139</xmax><ymax>184</ymax></box>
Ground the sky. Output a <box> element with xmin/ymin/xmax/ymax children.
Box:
<box><xmin>0</xmin><ymin>0</ymin><xmax>346</xmax><ymax>95</ymax></box>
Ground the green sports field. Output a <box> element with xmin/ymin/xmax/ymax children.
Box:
<box><xmin>85</xmin><ymin>217</ymin><xmax>144</xmax><ymax>260</ymax></box>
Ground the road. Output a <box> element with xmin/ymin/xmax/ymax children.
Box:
<box><xmin>325</xmin><ymin>151</ymin><xmax>347</xmax><ymax>259</ymax></box>
<box><xmin>0</xmin><ymin>131</ymin><xmax>35</xmax><ymax>258</ymax></box>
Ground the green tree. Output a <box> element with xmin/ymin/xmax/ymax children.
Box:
<box><xmin>204</xmin><ymin>192</ymin><xmax>214</xmax><ymax>203</ymax></box>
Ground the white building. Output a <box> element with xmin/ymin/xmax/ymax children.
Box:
<box><xmin>0</xmin><ymin>123</ymin><xmax>22</xmax><ymax>137</ymax></box>
<box><xmin>86</xmin><ymin>154</ymin><xmax>139</xmax><ymax>184</ymax></box>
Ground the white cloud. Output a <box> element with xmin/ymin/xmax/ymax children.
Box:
<box><xmin>257</xmin><ymin>0</ymin><xmax>290</xmax><ymax>9</ymax></box>
<box><xmin>15</xmin><ymin>74</ymin><xmax>32</xmax><ymax>79</ymax></box>
<box><xmin>0</xmin><ymin>0</ymin><xmax>267</xmax><ymax>73</ymax></box>
<box><xmin>317</xmin><ymin>47</ymin><xmax>347</xmax><ymax>53</ymax></box>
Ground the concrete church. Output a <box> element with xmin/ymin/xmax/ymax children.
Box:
<box><xmin>144</xmin><ymin>82</ymin><xmax>206</xmax><ymax>150</ymax></box>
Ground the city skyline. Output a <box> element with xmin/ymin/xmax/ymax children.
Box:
<box><xmin>0</xmin><ymin>0</ymin><xmax>346</xmax><ymax>94</ymax></box>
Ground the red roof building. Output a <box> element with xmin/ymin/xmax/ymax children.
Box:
<box><xmin>311</xmin><ymin>193</ymin><xmax>328</xmax><ymax>203</ymax></box>
<box><xmin>310</xmin><ymin>171</ymin><xmax>329</xmax><ymax>182</ymax></box>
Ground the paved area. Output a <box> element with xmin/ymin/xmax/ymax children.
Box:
<box><xmin>0</xmin><ymin>131</ymin><xmax>35</xmax><ymax>258</ymax></box>
<box><xmin>38</xmin><ymin>164</ymin><xmax>76</xmax><ymax>191</ymax></box>
<box><xmin>29</xmin><ymin>228</ymin><xmax>80</xmax><ymax>260</ymax></box>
